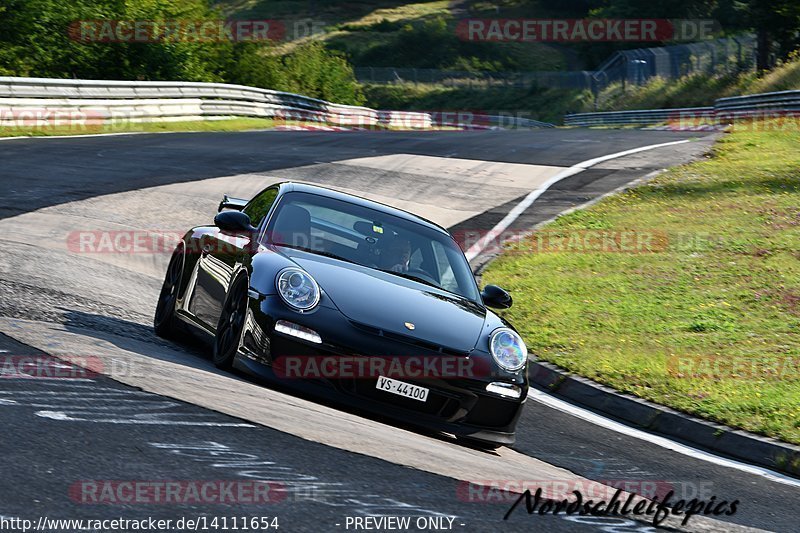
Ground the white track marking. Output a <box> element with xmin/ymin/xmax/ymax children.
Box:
<box><xmin>5</xmin><ymin>132</ymin><xmax>152</xmax><ymax>140</ymax></box>
<box><xmin>463</xmin><ymin>136</ymin><xmax>798</xmax><ymax>487</ymax></box>
<box><xmin>464</xmin><ymin>139</ymin><xmax>691</xmax><ymax>260</ymax></box>
<box><xmin>528</xmin><ymin>388</ymin><xmax>800</xmax><ymax>489</ymax></box>
<box><xmin>0</xmin><ymin>132</ymin><xmax>150</xmax><ymax>141</ymax></box>
<box><xmin>149</xmin><ymin>441</ymin><xmax>451</xmax><ymax>517</ymax></box>
<box><xmin>35</xmin><ymin>410</ymin><xmax>255</xmax><ymax>426</ymax></box>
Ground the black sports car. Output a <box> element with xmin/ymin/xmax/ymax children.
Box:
<box><xmin>154</xmin><ymin>182</ymin><xmax>528</xmax><ymax>447</ymax></box>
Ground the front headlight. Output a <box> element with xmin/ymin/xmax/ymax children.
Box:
<box><xmin>489</xmin><ymin>328</ymin><xmax>527</xmax><ymax>371</ymax></box>
<box><xmin>275</xmin><ymin>267</ymin><xmax>320</xmax><ymax>312</ymax></box>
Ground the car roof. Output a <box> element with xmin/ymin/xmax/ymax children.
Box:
<box><xmin>278</xmin><ymin>182</ymin><xmax>451</xmax><ymax>236</ymax></box>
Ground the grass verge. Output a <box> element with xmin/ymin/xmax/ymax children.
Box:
<box><xmin>363</xmin><ymin>83</ymin><xmax>592</xmax><ymax>125</ymax></box>
<box><xmin>0</xmin><ymin>117</ymin><xmax>482</xmax><ymax>138</ymax></box>
<box><xmin>596</xmin><ymin>53</ymin><xmax>800</xmax><ymax>111</ymax></box>
<box><xmin>482</xmin><ymin>123</ymin><xmax>800</xmax><ymax>444</ymax></box>
<box><xmin>361</xmin><ymin>54</ymin><xmax>800</xmax><ymax>123</ymax></box>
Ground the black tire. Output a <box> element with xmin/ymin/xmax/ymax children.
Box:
<box><xmin>213</xmin><ymin>275</ymin><xmax>249</xmax><ymax>370</ymax></box>
<box><xmin>154</xmin><ymin>245</ymin><xmax>184</xmax><ymax>339</ymax></box>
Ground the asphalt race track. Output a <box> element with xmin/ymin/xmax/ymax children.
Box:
<box><xmin>1</xmin><ymin>128</ymin><xmax>797</xmax><ymax>532</ymax></box>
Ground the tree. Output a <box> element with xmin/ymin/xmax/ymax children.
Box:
<box><xmin>0</xmin><ymin>0</ymin><xmax>365</xmax><ymax>105</ymax></box>
<box><xmin>738</xmin><ymin>0</ymin><xmax>800</xmax><ymax>70</ymax></box>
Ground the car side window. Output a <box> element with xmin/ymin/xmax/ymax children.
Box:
<box><xmin>243</xmin><ymin>188</ymin><xmax>278</xmax><ymax>228</ymax></box>
<box><xmin>431</xmin><ymin>240</ymin><xmax>459</xmax><ymax>293</ymax></box>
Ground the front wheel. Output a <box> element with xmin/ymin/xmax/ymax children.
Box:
<box><xmin>213</xmin><ymin>276</ymin><xmax>249</xmax><ymax>370</ymax></box>
<box><xmin>154</xmin><ymin>245</ymin><xmax>184</xmax><ymax>338</ymax></box>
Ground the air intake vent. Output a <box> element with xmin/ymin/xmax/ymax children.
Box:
<box><xmin>349</xmin><ymin>321</ymin><xmax>468</xmax><ymax>357</ymax></box>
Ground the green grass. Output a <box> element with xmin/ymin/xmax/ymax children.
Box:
<box><xmin>212</xmin><ymin>1</ymin><xmax>800</xmax><ymax>120</ymax></box>
<box><xmin>0</xmin><ymin>117</ymin><xmax>277</xmax><ymax>137</ymax></box>
<box><xmin>214</xmin><ymin>0</ymin><xmax>569</xmax><ymax>71</ymax></box>
<box><xmin>213</xmin><ymin>0</ymin><xmax>441</xmax><ymax>25</ymax></box>
<box><xmin>597</xmin><ymin>53</ymin><xmax>800</xmax><ymax>111</ymax></box>
<box><xmin>482</xmin><ymin>124</ymin><xmax>800</xmax><ymax>444</ymax></box>
<box><xmin>357</xmin><ymin>55</ymin><xmax>800</xmax><ymax>124</ymax></box>
<box><xmin>363</xmin><ymin>83</ymin><xmax>592</xmax><ymax>124</ymax></box>
<box><xmin>360</xmin><ymin>51</ymin><xmax>800</xmax><ymax>123</ymax></box>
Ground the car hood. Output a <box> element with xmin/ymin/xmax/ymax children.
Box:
<box><xmin>282</xmin><ymin>248</ymin><xmax>486</xmax><ymax>353</ymax></box>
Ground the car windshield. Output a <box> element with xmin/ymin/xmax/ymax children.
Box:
<box><xmin>264</xmin><ymin>191</ymin><xmax>480</xmax><ymax>302</ymax></box>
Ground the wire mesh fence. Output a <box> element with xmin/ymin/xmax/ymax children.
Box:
<box><xmin>354</xmin><ymin>67</ymin><xmax>595</xmax><ymax>90</ymax></box>
<box><xmin>355</xmin><ymin>35</ymin><xmax>757</xmax><ymax>95</ymax></box>
<box><xmin>591</xmin><ymin>35</ymin><xmax>756</xmax><ymax>92</ymax></box>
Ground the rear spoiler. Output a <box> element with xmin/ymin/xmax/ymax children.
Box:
<box><xmin>218</xmin><ymin>194</ymin><xmax>248</xmax><ymax>212</ymax></box>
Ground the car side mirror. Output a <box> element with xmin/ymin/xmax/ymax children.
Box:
<box><xmin>481</xmin><ymin>284</ymin><xmax>512</xmax><ymax>309</ymax></box>
<box><xmin>214</xmin><ymin>211</ymin><xmax>256</xmax><ymax>235</ymax></box>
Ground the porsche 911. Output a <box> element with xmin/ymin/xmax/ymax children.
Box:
<box><xmin>154</xmin><ymin>182</ymin><xmax>528</xmax><ymax>448</ymax></box>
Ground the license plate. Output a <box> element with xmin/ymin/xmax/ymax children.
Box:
<box><xmin>375</xmin><ymin>376</ymin><xmax>429</xmax><ymax>402</ymax></box>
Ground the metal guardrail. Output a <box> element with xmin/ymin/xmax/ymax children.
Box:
<box><xmin>0</xmin><ymin>77</ymin><xmax>553</xmax><ymax>129</ymax></box>
<box><xmin>564</xmin><ymin>90</ymin><xmax>800</xmax><ymax>126</ymax></box>
<box><xmin>564</xmin><ymin>107</ymin><xmax>714</xmax><ymax>126</ymax></box>
<box><xmin>433</xmin><ymin>114</ymin><xmax>554</xmax><ymax>129</ymax></box>
<box><xmin>715</xmin><ymin>90</ymin><xmax>800</xmax><ymax>117</ymax></box>
<box><xmin>0</xmin><ymin>77</ymin><xmax>393</xmax><ymax>127</ymax></box>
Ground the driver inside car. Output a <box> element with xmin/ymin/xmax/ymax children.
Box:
<box><xmin>381</xmin><ymin>238</ymin><xmax>412</xmax><ymax>273</ymax></box>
